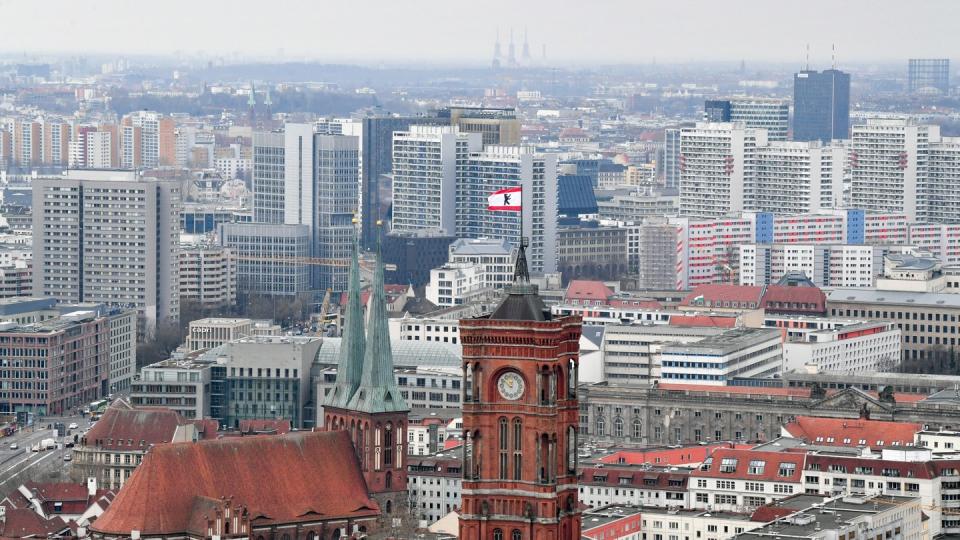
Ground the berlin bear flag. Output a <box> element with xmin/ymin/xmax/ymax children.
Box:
<box><xmin>487</xmin><ymin>187</ymin><xmax>522</xmax><ymax>211</ymax></box>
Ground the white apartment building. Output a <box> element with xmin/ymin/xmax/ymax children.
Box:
<box><xmin>762</xmin><ymin>315</ymin><xmax>901</xmax><ymax>373</ymax></box>
<box><xmin>850</xmin><ymin>118</ymin><xmax>938</xmax><ymax>222</ymax></box>
<box><xmin>185</xmin><ymin>317</ymin><xmax>275</xmax><ymax>352</ymax></box>
<box><xmin>425</xmin><ymin>262</ymin><xmax>488</xmax><ymax>307</ymax></box>
<box><xmin>601</xmin><ymin>325</ymin><xmax>725</xmax><ymax>384</ymax></box>
<box><xmin>447</xmin><ymin>237</ymin><xmax>517</xmax><ymax>290</ymax></box>
<box><xmin>85</xmin><ymin>131</ymin><xmax>113</xmax><ymax>169</ymax></box>
<box><xmin>679</xmin><ymin>122</ymin><xmax>767</xmax><ymax>218</ymax></box>
<box><xmin>456</xmin><ymin>145</ymin><xmax>558</xmax><ymax>274</ymax></box>
<box><xmin>390</xmin><ymin>315</ymin><xmax>462</xmax><ymax>345</ymax></box>
<box><xmin>739</xmin><ymin>243</ymin><xmax>877</xmax><ymax>288</ymax></box>
<box><xmin>408</xmin><ymin>448</ymin><xmax>462</xmax><ymax>525</ymax></box>
<box><xmin>928</xmin><ymin>137</ymin><xmax>960</xmax><ymax>224</ymax></box>
<box><xmin>178</xmin><ymin>243</ymin><xmax>237</xmax><ymax>309</ymax></box>
<box><xmin>660</xmin><ymin>328</ymin><xmax>783</xmax><ymax>385</ymax></box>
<box><xmin>672</xmin><ymin>215</ymin><xmax>755</xmax><ymax>289</ymax></box>
<box><xmin>32</xmin><ymin>170</ymin><xmax>181</xmax><ymax>333</ymax></box>
<box><xmin>753</xmin><ymin>141</ymin><xmax>846</xmax><ymax>214</ymax></box>
<box><xmin>392</xmin><ymin>125</ymin><xmax>481</xmax><ymax>235</ymax></box>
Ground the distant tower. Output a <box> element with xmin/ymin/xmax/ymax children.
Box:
<box><xmin>493</xmin><ymin>28</ymin><xmax>503</xmax><ymax>69</ymax></box>
<box><xmin>522</xmin><ymin>27</ymin><xmax>531</xmax><ymax>64</ymax></box>
<box><xmin>508</xmin><ymin>28</ymin><xmax>517</xmax><ymax>67</ymax></box>
<box><xmin>263</xmin><ymin>87</ymin><xmax>273</xmax><ymax>128</ymax></box>
<box><xmin>247</xmin><ymin>82</ymin><xmax>257</xmax><ymax>127</ymax></box>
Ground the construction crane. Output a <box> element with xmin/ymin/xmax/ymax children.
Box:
<box><xmin>311</xmin><ymin>288</ymin><xmax>334</xmax><ymax>336</ymax></box>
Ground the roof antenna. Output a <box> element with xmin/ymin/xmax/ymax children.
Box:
<box><xmin>805</xmin><ymin>43</ymin><xmax>810</xmax><ymax>71</ymax></box>
<box><xmin>831</xmin><ymin>43</ymin><xmax>837</xmax><ymax>70</ymax></box>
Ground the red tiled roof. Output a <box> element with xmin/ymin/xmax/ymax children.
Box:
<box><xmin>692</xmin><ymin>448</ymin><xmax>807</xmax><ymax>482</ymax></box>
<box><xmin>668</xmin><ymin>315</ymin><xmax>738</xmax><ymax>328</ymax></box>
<box><xmin>783</xmin><ymin>416</ymin><xmax>921</xmax><ymax>449</ymax></box>
<box><xmin>579</xmin><ymin>467</ymin><xmax>689</xmax><ymax>491</ymax></box>
<box><xmin>565</xmin><ymin>280</ymin><xmax>614</xmax><ymax>303</ymax></box>
<box><xmin>91</xmin><ymin>431</ymin><xmax>378</xmax><ymax>536</ymax></box>
<box><xmin>82</xmin><ymin>404</ymin><xmax>187</xmax><ymax>450</ymax></box>
<box><xmin>762</xmin><ymin>286</ymin><xmax>826</xmax><ymax>314</ymax></box>
<box><xmin>609</xmin><ymin>298</ymin><xmax>664</xmax><ymax>310</ymax></box>
<box><xmin>443</xmin><ymin>438</ymin><xmax>464</xmax><ymax>450</ymax></box>
<box><xmin>750</xmin><ymin>505</ymin><xmax>797</xmax><ymax>522</ymax></box>
<box><xmin>681</xmin><ymin>285</ymin><xmax>764</xmax><ymax>307</ymax></box>
<box><xmin>0</xmin><ymin>508</ymin><xmax>65</xmax><ymax>537</ymax></box>
<box><xmin>805</xmin><ymin>453</ymin><xmax>940</xmax><ymax>480</ymax></box>
<box><xmin>239</xmin><ymin>418</ymin><xmax>291</xmax><ymax>435</ymax></box>
<box><xmin>25</xmin><ymin>482</ymin><xmax>88</xmax><ymax>502</ymax></box>
<box><xmin>598</xmin><ymin>443</ymin><xmax>735</xmax><ymax>466</ymax></box>
<box><xmin>191</xmin><ymin>418</ymin><xmax>221</xmax><ymax>440</ymax></box>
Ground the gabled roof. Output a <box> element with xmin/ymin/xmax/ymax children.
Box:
<box><xmin>91</xmin><ymin>431</ymin><xmax>379</xmax><ymax>536</ymax></box>
<box><xmin>579</xmin><ymin>467</ymin><xmax>689</xmax><ymax>491</ymax></box>
<box><xmin>691</xmin><ymin>448</ymin><xmax>807</xmax><ymax>482</ymax></box>
<box><xmin>682</xmin><ymin>285</ymin><xmax>764</xmax><ymax>306</ymax></box>
<box><xmin>82</xmin><ymin>403</ymin><xmax>187</xmax><ymax>450</ymax></box>
<box><xmin>0</xmin><ymin>507</ymin><xmax>66</xmax><ymax>537</ymax></box>
<box><xmin>564</xmin><ymin>280</ymin><xmax>614</xmax><ymax>303</ymax></box>
<box><xmin>597</xmin><ymin>443</ymin><xmax>736</xmax><ymax>466</ymax></box>
<box><xmin>783</xmin><ymin>416</ymin><xmax>921</xmax><ymax>449</ymax></box>
<box><xmin>238</xmin><ymin>418</ymin><xmax>291</xmax><ymax>435</ymax></box>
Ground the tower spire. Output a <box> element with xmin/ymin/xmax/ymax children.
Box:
<box><xmin>346</xmin><ymin>223</ymin><xmax>408</xmax><ymax>413</ymax></box>
<box><xmin>324</xmin><ymin>226</ymin><xmax>365</xmax><ymax>408</ymax></box>
<box><xmin>522</xmin><ymin>27</ymin><xmax>531</xmax><ymax>63</ymax></box>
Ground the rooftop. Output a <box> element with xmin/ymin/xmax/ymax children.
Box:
<box><xmin>317</xmin><ymin>336</ymin><xmax>461</xmax><ymax>368</ymax></box>
<box><xmin>662</xmin><ymin>327</ymin><xmax>781</xmax><ymax>355</ymax></box>
<box><xmin>827</xmin><ymin>288</ymin><xmax>960</xmax><ymax>308</ymax></box>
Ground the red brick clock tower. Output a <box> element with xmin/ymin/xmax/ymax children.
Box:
<box><xmin>459</xmin><ymin>243</ymin><xmax>583</xmax><ymax>540</ymax></box>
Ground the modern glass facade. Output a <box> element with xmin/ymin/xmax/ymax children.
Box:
<box><xmin>908</xmin><ymin>58</ymin><xmax>950</xmax><ymax>94</ymax></box>
<box><xmin>793</xmin><ymin>69</ymin><xmax>850</xmax><ymax>143</ymax></box>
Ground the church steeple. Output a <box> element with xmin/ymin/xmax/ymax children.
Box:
<box><xmin>324</xmin><ymin>231</ymin><xmax>364</xmax><ymax>408</ymax></box>
<box><xmin>346</xmin><ymin>230</ymin><xmax>408</xmax><ymax>414</ymax></box>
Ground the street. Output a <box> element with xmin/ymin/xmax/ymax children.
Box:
<box><xmin>0</xmin><ymin>413</ymin><xmax>88</xmax><ymax>495</ymax></box>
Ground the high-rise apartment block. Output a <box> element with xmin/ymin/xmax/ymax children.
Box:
<box><xmin>793</xmin><ymin>69</ymin><xmax>850</xmax><ymax>142</ymax></box>
<box><xmin>679</xmin><ymin>122</ymin><xmax>767</xmax><ymax>218</ymax></box>
<box><xmin>438</xmin><ymin>106</ymin><xmax>520</xmax><ymax>146</ymax></box>
<box><xmin>680</xmin><ymin>123</ymin><xmax>845</xmax><ymax>218</ymax></box>
<box><xmin>120</xmin><ymin>111</ymin><xmax>176</xmax><ymax>169</ymax></box>
<box><xmin>927</xmin><ymin>137</ymin><xmax>960</xmax><ymax>224</ymax></box>
<box><xmin>850</xmin><ymin>118</ymin><xmax>937</xmax><ymax>222</ymax></box>
<box><xmin>391</xmin><ymin>125</ymin><xmax>481</xmax><ymax>235</ymax></box>
<box><xmin>754</xmin><ymin>140</ymin><xmax>846</xmax><ymax>213</ymax></box>
<box><xmin>908</xmin><ymin>58</ymin><xmax>950</xmax><ymax>94</ymax></box>
<box><xmin>702</xmin><ymin>98</ymin><xmax>789</xmax><ymax>141</ymax></box>
<box><xmin>32</xmin><ymin>170</ymin><xmax>181</xmax><ymax>332</ymax></box>
<box><xmin>739</xmin><ymin>243</ymin><xmax>878</xmax><ymax>288</ymax></box>
<box><xmin>457</xmin><ymin>146</ymin><xmax>558</xmax><ymax>274</ymax></box>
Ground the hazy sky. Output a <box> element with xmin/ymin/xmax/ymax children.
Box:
<box><xmin>2</xmin><ymin>0</ymin><xmax>958</xmax><ymax>65</ymax></box>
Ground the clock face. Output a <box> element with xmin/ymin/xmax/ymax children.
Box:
<box><xmin>497</xmin><ymin>372</ymin><xmax>525</xmax><ymax>401</ymax></box>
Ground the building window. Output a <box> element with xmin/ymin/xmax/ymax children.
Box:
<box><xmin>494</xmin><ymin>529</ymin><xmax>503</xmax><ymax>540</ymax></box>
<box><xmin>499</xmin><ymin>418</ymin><xmax>509</xmax><ymax>480</ymax></box>
<box><xmin>512</xmin><ymin>530</ymin><xmax>522</xmax><ymax>540</ymax></box>
<box><xmin>513</xmin><ymin>419</ymin><xmax>522</xmax><ymax>481</ymax></box>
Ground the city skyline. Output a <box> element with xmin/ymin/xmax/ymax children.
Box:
<box><xmin>2</xmin><ymin>0</ymin><xmax>959</xmax><ymax>64</ymax></box>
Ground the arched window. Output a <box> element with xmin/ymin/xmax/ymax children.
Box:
<box><xmin>385</xmin><ymin>470</ymin><xmax>392</xmax><ymax>489</ymax></box>
<box><xmin>282</xmin><ymin>535</ymin><xmax>291</xmax><ymax>540</ymax></box>
<box><xmin>512</xmin><ymin>529</ymin><xmax>522</xmax><ymax>540</ymax></box>
<box><xmin>568</xmin><ymin>358</ymin><xmax>577</xmax><ymax>397</ymax></box>
<box><xmin>493</xmin><ymin>529</ymin><xmax>504</xmax><ymax>540</ymax></box>
<box><xmin>385</xmin><ymin>500</ymin><xmax>392</xmax><ymax>514</ymax></box>
<box><xmin>513</xmin><ymin>419</ymin><xmax>522</xmax><ymax>480</ymax></box>
<box><xmin>331</xmin><ymin>529</ymin><xmax>341</xmax><ymax>540</ymax></box>
<box><xmin>464</xmin><ymin>431</ymin><xmax>474</xmax><ymax>479</ymax></box>
<box><xmin>567</xmin><ymin>425</ymin><xmax>577</xmax><ymax>473</ymax></box>
<box><xmin>596</xmin><ymin>416</ymin><xmax>605</xmax><ymax>436</ymax></box>
<box><xmin>464</xmin><ymin>364</ymin><xmax>473</xmax><ymax>402</ymax></box>
<box><xmin>614</xmin><ymin>417</ymin><xmax>624</xmax><ymax>438</ymax></box>
<box><xmin>384</xmin><ymin>424</ymin><xmax>393</xmax><ymax>466</ymax></box>
<box><xmin>499</xmin><ymin>417</ymin><xmax>509</xmax><ymax>479</ymax></box>
<box><xmin>633</xmin><ymin>418</ymin><xmax>642</xmax><ymax>439</ymax></box>
<box><xmin>306</xmin><ymin>532</ymin><xmax>317</xmax><ymax>540</ymax></box>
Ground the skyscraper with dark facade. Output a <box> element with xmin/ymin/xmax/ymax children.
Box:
<box><xmin>793</xmin><ymin>69</ymin><xmax>850</xmax><ymax>143</ymax></box>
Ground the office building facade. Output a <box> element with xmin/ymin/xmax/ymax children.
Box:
<box><xmin>793</xmin><ymin>69</ymin><xmax>851</xmax><ymax>142</ymax></box>
<box><xmin>252</xmin><ymin>130</ymin><xmax>285</xmax><ymax>224</ymax></box>
<box><xmin>219</xmin><ymin>223</ymin><xmax>311</xmax><ymax>297</ymax></box>
<box><xmin>32</xmin><ymin>170</ymin><xmax>181</xmax><ymax>332</ymax></box>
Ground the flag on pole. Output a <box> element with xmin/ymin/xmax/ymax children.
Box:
<box><xmin>487</xmin><ymin>187</ymin><xmax>522</xmax><ymax>211</ymax></box>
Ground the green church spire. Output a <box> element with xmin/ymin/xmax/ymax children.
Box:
<box><xmin>324</xmin><ymin>231</ymin><xmax>365</xmax><ymax>408</ymax></box>
<box><xmin>346</xmin><ymin>230</ymin><xmax>409</xmax><ymax>414</ymax></box>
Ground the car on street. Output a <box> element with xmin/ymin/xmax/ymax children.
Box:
<box><xmin>9</xmin><ymin>443</ymin><xmax>17</xmax><ymax>450</ymax></box>
<box><xmin>68</xmin><ymin>423</ymin><xmax>78</xmax><ymax>430</ymax></box>
<box><xmin>63</xmin><ymin>454</ymin><xmax>72</xmax><ymax>462</ymax></box>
